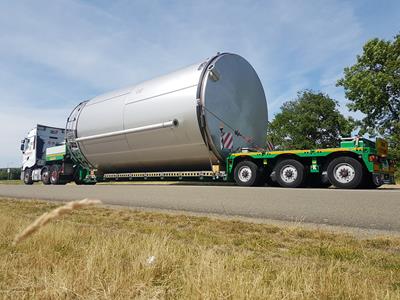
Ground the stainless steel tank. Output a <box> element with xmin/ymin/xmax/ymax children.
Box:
<box><xmin>66</xmin><ymin>53</ymin><xmax>268</xmax><ymax>172</ymax></box>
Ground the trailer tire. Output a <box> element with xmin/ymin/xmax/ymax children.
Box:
<box><xmin>234</xmin><ymin>161</ymin><xmax>260</xmax><ymax>186</ymax></box>
<box><xmin>74</xmin><ymin>177</ymin><xmax>84</xmax><ymax>185</ymax></box>
<box><xmin>327</xmin><ymin>157</ymin><xmax>363</xmax><ymax>189</ymax></box>
<box><xmin>306</xmin><ymin>174</ymin><xmax>331</xmax><ymax>188</ymax></box>
<box><xmin>361</xmin><ymin>173</ymin><xmax>382</xmax><ymax>189</ymax></box>
<box><xmin>41</xmin><ymin>168</ymin><xmax>51</xmax><ymax>185</ymax></box>
<box><xmin>254</xmin><ymin>167</ymin><xmax>267</xmax><ymax>186</ymax></box>
<box><xmin>50</xmin><ymin>165</ymin><xmax>61</xmax><ymax>185</ymax></box>
<box><xmin>274</xmin><ymin>159</ymin><xmax>305</xmax><ymax>188</ymax></box>
<box><xmin>23</xmin><ymin>168</ymin><xmax>33</xmax><ymax>185</ymax></box>
<box><xmin>266</xmin><ymin>170</ymin><xmax>280</xmax><ymax>187</ymax></box>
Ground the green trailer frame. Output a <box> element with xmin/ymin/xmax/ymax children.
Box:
<box><xmin>226</xmin><ymin>137</ymin><xmax>396</xmax><ymax>188</ymax></box>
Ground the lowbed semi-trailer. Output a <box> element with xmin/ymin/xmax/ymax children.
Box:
<box><xmin>226</xmin><ymin>137</ymin><xmax>396</xmax><ymax>188</ymax></box>
<box><xmin>20</xmin><ymin>53</ymin><xmax>396</xmax><ymax>188</ymax></box>
<box><xmin>20</xmin><ymin>128</ymin><xmax>396</xmax><ymax>189</ymax></box>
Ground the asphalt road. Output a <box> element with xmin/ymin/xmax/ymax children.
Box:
<box><xmin>1</xmin><ymin>183</ymin><xmax>399</xmax><ymax>232</ymax></box>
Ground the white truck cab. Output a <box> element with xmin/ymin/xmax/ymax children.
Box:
<box><xmin>20</xmin><ymin>124</ymin><xmax>65</xmax><ymax>184</ymax></box>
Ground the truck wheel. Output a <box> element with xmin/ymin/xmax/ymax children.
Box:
<box><xmin>306</xmin><ymin>174</ymin><xmax>331</xmax><ymax>188</ymax></box>
<box><xmin>23</xmin><ymin>169</ymin><xmax>33</xmax><ymax>185</ymax></box>
<box><xmin>361</xmin><ymin>173</ymin><xmax>382</xmax><ymax>189</ymax></box>
<box><xmin>266</xmin><ymin>170</ymin><xmax>280</xmax><ymax>187</ymax></box>
<box><xmin>74</xmin><ymin>177</ymin><xmax>84</xmax><ymax>185</ymax></box>
<box><xmin>254</xmin><ymin>167</ymin><xmax>267</xmax><ymax>186</ymax></box>
<box><xmin>234</xmin><ymin>161</ymin><xmax>260</xmax><ymax>186</ymax></box>
<box><xmin>41</xmin><ymin>168</ymin><xmax>51</xmax><ymax>185</ymax></box>
<box><xmin>327</xmin><ymin>157</ymin><xmax>363</xmax><ymax>189</ymax></box>
<box><xmin>274</xmin><ymin>159</ymin><xmax>305</xmax><ymax>188</ymax></box>
<box><xmin>50</xmin><ymin>165</ymin><xmax>61</xmax><ymax>185</ymax></box>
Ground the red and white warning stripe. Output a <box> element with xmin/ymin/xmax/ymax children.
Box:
<box><xmin>266</xmin><ymin>139</ymin><xmax>274</xmax><ymax>151</ymax></box>
<box><xmin>220</xmin><ymin>132</ymin><xmax>233</xmax><ymax>150</ymax></box>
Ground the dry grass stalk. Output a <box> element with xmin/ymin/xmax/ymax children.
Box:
<box><xmin>1</xmin><ymin>198</ymin><xmax>400</xmax><ymax>299</ymax></box>
<box><xmin>12</xmin><ymin>198</ymin><xmax>102</xmax><ymax>245</ymax></box>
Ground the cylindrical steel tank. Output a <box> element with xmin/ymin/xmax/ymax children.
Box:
<box><xmin>68</xmin><ymin>53</ymin><xmax>268</xmax><ymax>172</ymax></box>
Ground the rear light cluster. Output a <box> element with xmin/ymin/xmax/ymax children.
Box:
<box><xmin>368</xmin><ymin>155</ymin><xmax>380</xmax><ymax>162</ymax></box>
<box><xmin>369</xmin><ymin>155</ymin><xmax>397</xmax><ymax>166</ymax></box>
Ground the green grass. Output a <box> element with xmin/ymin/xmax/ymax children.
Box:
<box><xmin>0</xmin><ymin>180</ymin><xmax>22</xmax><ymax>185</ymax></box>
<box><xmin>0</xmin><ymin>197</ymin><xmax>399</xmax><ymax>299</ymax></box>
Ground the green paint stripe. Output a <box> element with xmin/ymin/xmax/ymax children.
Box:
<box><xmin>46</xmin><ymin>152</ymin><xmax>65</xmax><ymax>157</ymax></box>
<box><xmin>46</xmin><ymin>155</ymin><xmax>64</xmax><ymax>161</ymax></box>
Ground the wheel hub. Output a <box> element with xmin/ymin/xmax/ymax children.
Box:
<box><xmin>334</xmin><ymin>163</ymin><xmax>355</xmax><ymax>183</ymax></box>
<box><xmin>280</xmin><ymin>165</ymin><xmax>298</xmax><ymax>183</ymax></box>
<box><xmin>238</xmin><ymin>166</ymin><xmax>252</xmax><ymax>182</ymax></box>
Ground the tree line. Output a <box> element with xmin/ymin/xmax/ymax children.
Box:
<box><xmin>0</xmin><ymin>168</ymin><xmax>21</xmax><ymax>180</ymax></box>
<box><xmin>267</xmin><ymin>34</ymin><xmax>399</xmax><ymax>175</ymax></box>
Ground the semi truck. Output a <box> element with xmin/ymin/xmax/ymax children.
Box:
<box><xmin>20</xmin><ymin>53</ymin><xmax>396</xmax><ymax>188</ymax></box>
<box><xmin>20</xmin><ymin>124</ymin><xmax>95</xmax><ymax>185</ymax></box>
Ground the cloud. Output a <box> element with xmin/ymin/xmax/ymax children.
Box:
<box><xmin>0</xmin><ymin>106</ymin><xmax>69</xmax><ymax>166</ymax></box>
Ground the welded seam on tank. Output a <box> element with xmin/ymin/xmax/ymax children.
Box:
<box><xmin>85</xmin><ymin>91</ymin><xmax>131</xmax><ymax>107</ymax></box>
<box><xmin>125</xmin><ymin>84</ymin><xmax>198</xmax><ymax>105</ymax></box>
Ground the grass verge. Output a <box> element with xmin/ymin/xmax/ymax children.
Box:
<box><xmin>0</xmin><ymin>180</ymin><xmax>22</xmax><ymax>185</ymax></box>
<box><xmin>1</xmin><ymin>197</ymin><xmax>399</xmax><ymax>299</ymax></box>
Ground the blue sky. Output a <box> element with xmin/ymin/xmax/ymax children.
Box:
<box><xmin>0</xmin><ymin>0</ymin><xmax>399</xmax><ymax>167</ymax></box>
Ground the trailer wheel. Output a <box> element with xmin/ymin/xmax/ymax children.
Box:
<box><xmin>253</xmin><ymin>166</ymin><xmax>267</xmax><ymax>186</ymax></box>
<box><xmin>74</xmin><ymin>177</ymin><xmax>84</xmax><ymax>185</ymax></box>
<box><xmin>306</xmin><ymin>174</ymin><xmax>331</xmax><ymax>188</ymax></box>
<box><xmin>327</xmin><ymin>157</ymin><xmax>363</xmax><ymax>189</ymax></box>
<box><xmin>50</xmin><ymin>165</ymin><xmax>61</xmax><ymax>185</ymax></box>
<box><xmin>360</xmin><ymin>173</ymin><xmax>382</xmax><ymax>189</ymax></box>
<box><xmin>266</xmin><ymin>170</ymin><xmax>280</xmax><ymax>187</ymax></box>
<box><xmin>23</xmin><ymin>168</ymin><xmax>33</xmax><ymax>185</ymax></box>
<box><xmin>41</xmin><ymin>168</ymin><xmax>51</xmax><ymax>185</ymax></box>
<box><xmin>274</xmin><ymin>159</ymin><xmax>305</xmax><ymax>188</ymax></box>
<box><xmin>234</xmin><ymin>161</ymin><xmax>260</xmax><ymax>186</ymax></box>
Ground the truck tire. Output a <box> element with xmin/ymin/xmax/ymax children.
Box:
<box><xmin>327</xmin><ymin>157</ymin><xmax>363</xmax><ymax>189</ymax></box>
<box><xmin>50</xmin><ymin>165</ymin><xmax>61</xmax><ymax>185</ymax></box>
<box><xmin>234</xmin><ymin>160</ymin><xmax>260</xmax><ymax>187</ymax></box>
<box><xmin>23</xmin><ymin>169</ymin><xmax>33</xmax><ymax>185</ymax></box>
<box><xmin>266</xmin><ymin>170</ymin><xmax>280</xmax><ymax>187</ymax></box>
<box><xmin>254</xmin><ymin>167</ymin><xmax>267</xmax><ymax>186</ymax></box>
<box><xmin>361</xmin><ymin>173</ymin><xmax>382</xmax><ymax>189</ymax></box>
<box><xmin>41</xmin><ymin>168</ymin><xmax>51</xmax><ymax>185</ymax></box>
<box><xmin>274</xmin><ymin>159</ymin><xmax>305</xmax><ymax>188</ymax></box>
<box><xmin>306</xmin><ymin>174</ymin><xmax>331</xmax><ymax>188</ymax></box>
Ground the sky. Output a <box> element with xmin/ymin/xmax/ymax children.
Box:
<box><xmin>0</xmin><ymin>0</ymin><xmax>399</xmax><ymax>167</ymax></box>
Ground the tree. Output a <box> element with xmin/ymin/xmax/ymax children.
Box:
<box><xmin>337</xmin><ymin>34</ymin><xmax>400</xmax><ymax>162</ymax></box>
<box><xmin>268</xmin><ymin>90</ymin><xmax>355</xmax><ymax>149</ymax></box>
<box><xmin>0</xmin><ymin>168</ymin><xmax>21</xmax><ymax>180</ymax></box>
